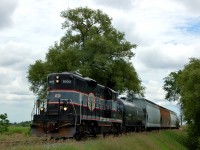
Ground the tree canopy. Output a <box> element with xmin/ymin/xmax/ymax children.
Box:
<box><xmin>163</xmin><ymin>70</ymin><xmax>182</xmax><ymax>102</ymax></box>
<box><xmin>163</xmin><ymin>58</ymin><xmax>200</xmax><ymax>122</ymax></box>
<box><xmin>163</xmin><ymin>58</ymin><xmax>200</xmax><ymax>149</ymax></box>
<box><xmin>177</xmin><ymin>58</ymin><xmax>200</xmax><ymax>123</ymax></box>
<box><xmin>27</xmin><ymin>7</ymin><xmax>144</xmax><ymax>98</ymax></box>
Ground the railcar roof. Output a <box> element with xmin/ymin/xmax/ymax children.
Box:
<box><xmin>118</xmin><ymin>98</ymin><xmax>137</xmax><ymax>107</ymax></box>
<box><xmin>121</xmin><ymin>96</ymin><xmax>177</xmax><ymax>114</ymax></box>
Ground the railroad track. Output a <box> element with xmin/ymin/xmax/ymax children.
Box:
<box><xmin>0</xmin><ymin>138</ymin><xmax>43</xmax><ymax>147</ymax></box>
<box><xmin>0</xmin><ymin>133</ymin><xmax>119</xmax><ymax>149</ymax></box>
<box><xmin>0</xmin><ymin>137</ymin><xmax>73</xmax><ymax>149</ymax></box>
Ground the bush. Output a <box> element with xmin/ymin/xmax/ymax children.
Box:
<box><xmin>186</xmin><ymin>124</ymin><xmax>200</xmax><ymax>150</ymax></box>
<box><xmin>0</xmin><ymin>113</ymin><xmax>9</xmax><ymax>133</ymax></box>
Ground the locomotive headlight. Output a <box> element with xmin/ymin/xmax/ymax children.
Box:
<box><xmin>40</xmin><ymin>107</ymin><xmax>44</xmax><ymax>111</ymax></box>
<box><xmin>56</xmin><ymin>79</ymin><xmax>60</xmax><ymax>83</ymax></box>
<box><xmin>63</xmin><ymin>107</ymin><xmax>67</xmax><ymax>111</ymax></box>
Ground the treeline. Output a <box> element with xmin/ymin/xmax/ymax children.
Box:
<box><xmin>10</xmin><ymin>121</ymin><xmax>31</xmax><ymax>127</ymax></box>
<box><xmin>163</xmin><ymin>58</ymin><xmax>200</xmax><ymax>149</ymax></box>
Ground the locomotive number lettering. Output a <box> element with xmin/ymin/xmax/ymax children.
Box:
<box><xmin>62</xmin><ymin>80</ymin><xmax>72</xmax><ymax>84</ymax></box>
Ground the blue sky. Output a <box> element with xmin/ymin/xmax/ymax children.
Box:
<box><xmin>0</xmin><ymin>0</ymin><xmax>200</xmax><ymax>122</ymax></box>
<box><xmin>182</xmin><ymin>19</ymin><xmax>200</xmax><ymax>35</ymax></box>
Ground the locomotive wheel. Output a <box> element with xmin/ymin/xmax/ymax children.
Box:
<box><xmin>74</xmin><ymin>131</ymin><xmax>83</xmax><ymax>141</ymax></box>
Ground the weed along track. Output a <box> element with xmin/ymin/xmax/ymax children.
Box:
<box><xmin>0</xmin><ymin>137</ymin><xmax>74</xmax><ymax>148</ymax></box>
<box><xmin>0</xmin><ymin>133</ymin><xmax>119</xmax><ymax>149</ymax></box>
<box><xmin>0</xmin><ymin>138</ymin><xmax>44</xmax><ymax>147</ymax></box>
<box><xmin>0</xmin><ymin>133</ymin><xmax>108</xmax><ymax>149</ymax></box>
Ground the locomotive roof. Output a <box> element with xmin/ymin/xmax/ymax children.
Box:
<box><xmin>48</xmin><ymin>72</ymin><xmax>117</xmax><ymax>94</ymax></box>
<box><xmin>48</xmin><ymin>72</ymin><xmax>97</xmax><ymax>82</ymax></box>
<box><xmin>48</xmin><ymin>72</ymin><xmax>82</xmax><ymax>78</ymax></box>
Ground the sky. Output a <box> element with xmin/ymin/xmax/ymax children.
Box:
<box><xmin>0</xmin><ymin>0</ymin><xmax>200</xmax><ymax>123</ymax></box>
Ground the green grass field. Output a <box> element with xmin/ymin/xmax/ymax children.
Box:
<box><xmin>0</xmin><ymin>126</ymin><xmax>187</xmax><ymax>150</ymax></box>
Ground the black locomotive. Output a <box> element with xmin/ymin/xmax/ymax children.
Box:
<box><xmin>30</xmin><ymin>72</ymin><xmax>179</xmax><ymax>139</ymax></box>
<box><xmin>31</xmin><ymin>72</ymin><xmax>123</xmax><ymax>139</ymax></box>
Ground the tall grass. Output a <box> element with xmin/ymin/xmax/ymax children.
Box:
<box><xmin>0</xmin><ymin>126</ymin><xmax>30</xmax><ymax>141</ymax></box>
<box><xmin>7</xmin><ymin>129</ymin><xmax>187</xmax><ymax>150</ymax></box>
<box><xmin>7</xmin><ymin>126</ymin><xmax>30</xmax><ymax>135</ymax></box>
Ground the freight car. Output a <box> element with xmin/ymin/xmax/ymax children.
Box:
<box><xmin>30</xmin><ymin>72</ymin><xmax>179</xmax><ymax>139</ymax></box>
<box><xmin>118</xmin><ymin>96</ymin><xmax>179</xmax><ymax>132</ymax></box>
<box><xmin>31</xmin><ymin>72</ymin><xmax>123</xmax><ymax>140</ymax></box>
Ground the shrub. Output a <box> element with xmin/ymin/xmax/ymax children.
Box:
<box><xmin>0</xmin><ymin>113</ymin><xmax>9</xmax><ymax>133</ymax></box>
<box><xmin>186</xmin><ymin>124</ymin><xmax>200</xmax><ymax>150</ymax></box>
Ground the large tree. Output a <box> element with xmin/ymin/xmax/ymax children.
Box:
<box><xmin>163</xmin><ymin>58</ymin><xmax>200</xmax><ymax>149</ymax></box>
<box><xmin>27</xmin><ymin>7</ymin><xmax>144</xmax><ymax>98</ymax></box>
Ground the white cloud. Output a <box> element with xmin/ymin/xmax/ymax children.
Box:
<box><xmin>137</xmin><ymin>43</ymin><xmax>198</xmax><ymax>70</ymax></box>
<box><xmin>94</xmin><ymin>0</ymin><xmax>133</xmax><ymax>10</ymax></box>
<box><xmin>176</xmin><ymin>0</ymin><xmax>200</xmax><ymax>14</ymax></box>
<box><xmin>0</xmin><ymin>42</ymin><xmax>36</xmax><ymax>68</ymax></box>
<box><xmin>0</xmin><ymin>0</ymin><xmax>18</xmax><ymax>29</ymax></box>
<box><xmin>0</xmin><ymin>0</ymin><xmax>200</xmax><ymax>122</ymax></box>
<box><xmin>144</xmin><ymin>80</ymin><xmax>165</xmax><ymax>101</ymax></box>
<box><xmin>0</xmin><ymin>101</ymin><xmax>34</xmax><ymax>122</ymax></box>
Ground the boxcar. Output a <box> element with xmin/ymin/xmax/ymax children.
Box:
<box><xmin>159</xmin><ymin>106</ymin><xmax>170</xmax><ymax>128</ymax></box>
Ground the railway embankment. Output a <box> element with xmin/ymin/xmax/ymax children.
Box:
<box><xmin>0</xmin><ymin>126</ymin><xmax>187</xmax><ymax>150</ymax></box>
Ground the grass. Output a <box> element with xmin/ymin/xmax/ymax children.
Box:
<box><xmin>0</xmin><ymin>126</ymin><xmax>30</xmax><ymax>141</ymax></box>
<box><xmin>7</xmin><ymin>126</ymin><xmax>30</xmax><ymax>135</ymax></box>
<box><xmin>0</xmin><ymin>126</ymin><xmax>187</xmax><ymax>150</ymax></box>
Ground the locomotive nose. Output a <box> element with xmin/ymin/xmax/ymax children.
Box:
<box><xmin>45</xmin><ymin>121</ymin><xmax>59</xmax><ymax>133</ymax></box>
<box><xmin>47</xmin><ymin>99</ymin><xmax>61</xmax><ymax>115</ymax></box>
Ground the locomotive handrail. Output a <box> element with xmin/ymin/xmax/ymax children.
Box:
<box><xmin>69</xmin><ymin>99</ymin><xmax>78</xmax><ymax>127</ymax></box>
<box><xmin>31</xmin><ymin>100</ymin><xmax>36</xmax><ymax>122</ymax></box>
<box><xmin>31</xmin><ymin>99</ymin><xmax>47</xmax><ymax>117</ymax></box>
